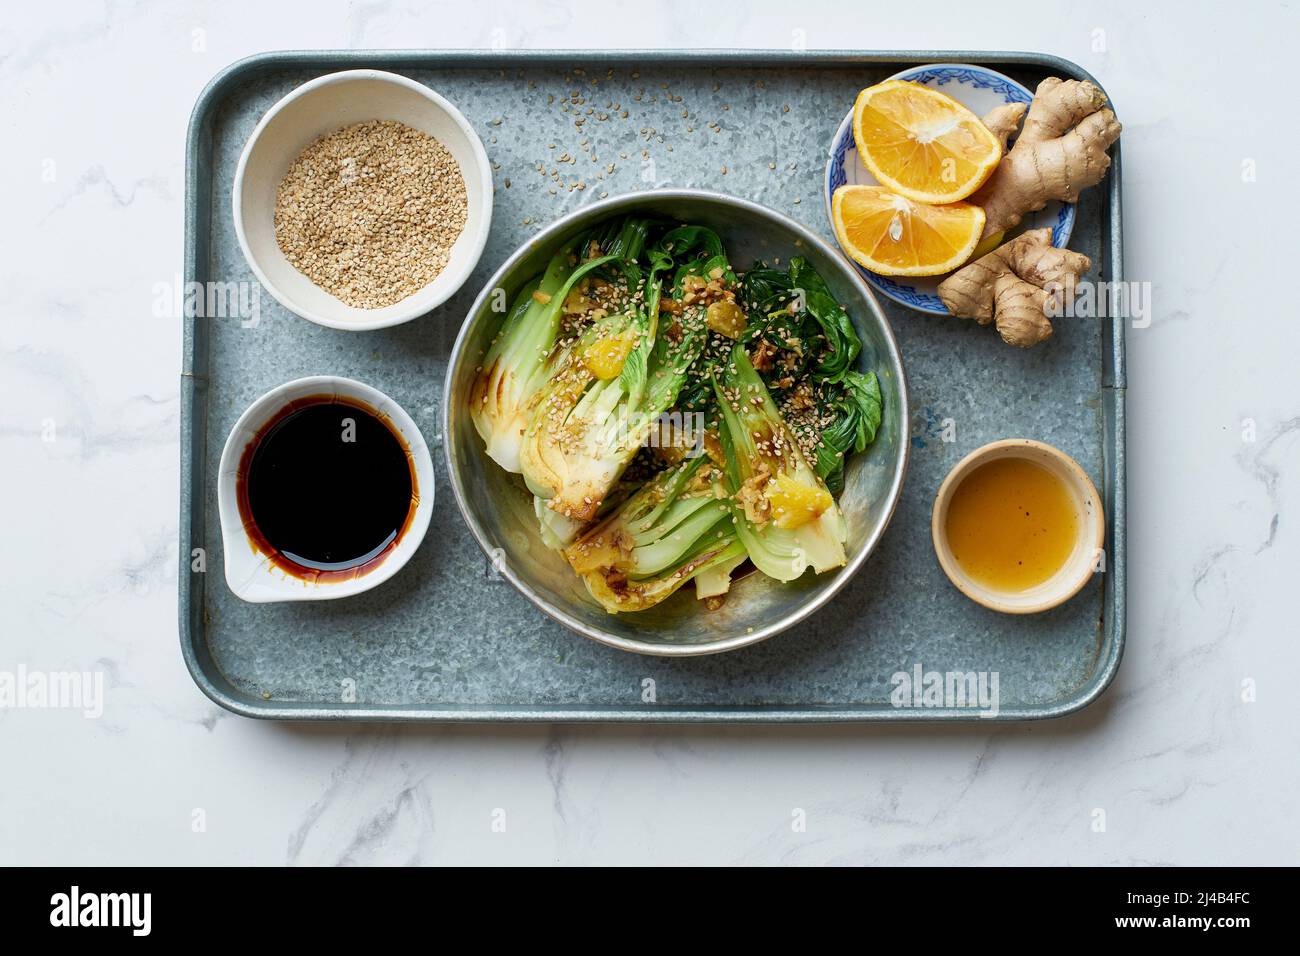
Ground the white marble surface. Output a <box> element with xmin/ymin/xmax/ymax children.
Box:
<box><xmin>2</xmin><ymin>0</ymin><xmax>1297</xmax><ymax>865</ymax></box>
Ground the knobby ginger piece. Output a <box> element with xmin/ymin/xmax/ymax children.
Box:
<box><xmin>981</xmin><ymin>102</ymin><xmax>1029</xmax><ymax>147</ymax></box>
<box><xmin>973</xmin><ymin>78</ymin><xmax>1122</xmax><ymax>238</ymax></box>
<box><xmin>937</xmin><ymin>228</ymin><xmax>1091</xmax><ymax>348</ymax></box>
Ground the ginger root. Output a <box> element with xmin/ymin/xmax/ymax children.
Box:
<box><xmin>980</xmin><ymin>102</ymin><xmax>1029</xmax><ymax>147</ymax></box>
<box><xmin>937</xmin><ymin>228</ymin><xmax>1091</xmax><ymax>348</ymax></box>
<box><xmin>937</xmin><ymin>79</ymin><xmax>1119</xmax><ymax>347</ymax></box>
<box><xmin>973</xmin><ymin>78</ymin><xmax>1122</xmax><ymax>238</ymax></box>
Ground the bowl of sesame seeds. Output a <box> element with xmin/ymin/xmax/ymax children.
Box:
<box><xmin>233</xmin><ymin>69</ymin><xmax>492</xmax><ymax>331</ymax></box>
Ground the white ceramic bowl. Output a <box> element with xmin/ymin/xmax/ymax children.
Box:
<box><xmin>217</xmin><ymin>376</ymin><xmax>435</xmax><ymax>603</ymax></box>
<box><xmin>232</xmin><ymin>69</ymin><xmax>492</xmax><ymax>331</ymax></box>
<box><xmin>931</xmin><ymin>439</ymin><xmax>1103</xmax><ymax>615</ymax></box>
<box><xmin>824</xmin><ymin>63</ymin><xmax>1076</xmax><ymax>316</ymax></box>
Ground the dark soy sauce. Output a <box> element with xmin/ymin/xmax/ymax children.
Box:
<box><xmin>236</xmin><ymin>396</ymin><xmax>416</xmax><ymax>581</ymax></box>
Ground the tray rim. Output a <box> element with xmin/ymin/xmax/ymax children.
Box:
<box><xmin>180</xmin><ymin>48</ymin><xmax>1126</xmax><ymax>723</ymax></box>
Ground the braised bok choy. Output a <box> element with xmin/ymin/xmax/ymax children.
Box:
<box><xmin>468</xmin><ymin>214</ymin><xmax>883</xmax><ymax>614</ymax></box>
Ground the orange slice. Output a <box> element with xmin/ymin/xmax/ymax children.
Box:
<box><xmin>853</xmin><ymin>80</ymin><xmax>1002</xmax><ymax>204</ymax></box>
<box><xmin>832</xmin><ymin>185</ymin><xmax>985</xmax><ymax>277</ymax></box>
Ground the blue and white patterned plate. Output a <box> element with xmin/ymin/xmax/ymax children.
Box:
<box><xmin>824</xmin><ymin>63</ymin><xmax>1075</xmax><ymax>316</ymax></box>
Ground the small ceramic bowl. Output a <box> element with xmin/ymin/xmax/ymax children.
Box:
<box><xmin>824</xmin><ymin>63</ymin><xmax>1076</xmax><ymax>315</ymax></box>
<box><xmin>931</xmin><ymin>439</ymin><xmax>1103</xmax><ymax>614</ymax></box>
<box><xmin>232</xmin><ymin>69</ymin><xmax>492</xmax><ymax>331</ymax></box>
<box><xmin>217</xmin><ymin>376</ymin><xmax>434</xmax><ymax>603</ymax></box>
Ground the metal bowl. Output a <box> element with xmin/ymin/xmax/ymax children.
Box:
<box><xmin>443</xmin><ymin>189</ymin><xmax>909</xmax><ymax>656</ymax></box>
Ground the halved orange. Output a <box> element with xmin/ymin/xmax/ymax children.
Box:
<box><xmin>853</xmin><ymin>80</ymin><xmax>1002</xmax><ymax>204</ymax></box>
<box><xmin>832</xmin><ymin>185</ymin><xmax>985</xmax><ymax>277</ymax></box>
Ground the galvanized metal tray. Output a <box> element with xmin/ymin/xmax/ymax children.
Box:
<box><xmin>181</xmin><ymin>50</ymin><xmax>1125</xmax><ymax>721</ymax></box>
